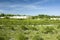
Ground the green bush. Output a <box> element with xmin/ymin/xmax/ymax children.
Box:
<box><xmin>32</xmin><ymin>35</ymin><xmax>44</xmax><ymax>40</ymax></box>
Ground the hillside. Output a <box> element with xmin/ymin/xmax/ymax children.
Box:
<box><xmin>0</xmin><ymin>17</ymin><xmax>60</xmax><ymax>40</ymax></box>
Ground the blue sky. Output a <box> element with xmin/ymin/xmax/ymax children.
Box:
<box><xmin>0</xmin><ymin>0</ymin><xmax>60</xmax><ymax>16</ymax></box>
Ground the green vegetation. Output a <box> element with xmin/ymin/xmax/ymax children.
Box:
<box><xmin>0</xmin><ymin>14</ymin><xmax>60</xmax><ymax>40</ymax></box>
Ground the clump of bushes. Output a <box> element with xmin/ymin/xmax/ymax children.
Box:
<box><xmin>32</xmin><ymin>34</ymin><xmax>44</xmax><ymax>40</ymax></box>
<box><xmin>42</xmin><ymin>26</ymin><xmax>56</xmax><ymax>34</ymax></box>
<box><xmin>57</xmin><ymin>35</ymin><xmax>60</xmax><ymax>40</ymax></box>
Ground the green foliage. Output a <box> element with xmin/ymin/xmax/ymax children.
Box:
<box><xmin>0</xmin><ymin>13</ymin><xmax>5</xmax><ymax>17</ymax></box>
<box><xmin>57</xmin><ymin>25</ymin><xmax>60</xmax><ymax>29</ymax></box>
<box><xmin>4</xmin><ymin>16</ymin><xmax>10</xmax><ymax>19</ymax></box>
<box><xmin>0</xmin><ymin>18</ymin><xmax>60</xmax><ymax>40</ymax></box>
<box><xmin>0</xmin><ymin>37</ymin><xmax>5</xmax><ymax>40</ymax></box>
<box><xmin>43</xmin><ymin>27</ymin><xmax>55</xmax><ymax>34</ymax></box>
<box><xmin>32</xmin><ymin>34</ymin><xmax>44</xmax><ymax>40</ymax></box>
<box><xmin>57</xmin><ymin>35</ymin><xmax>60</xmax><ymax>40</ymax></box>
<box><xmin>20</xmin><ymin>25</ymin><xmax>28</xmax><ymax>30</ymax></box>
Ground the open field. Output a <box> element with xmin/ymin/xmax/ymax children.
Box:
<box><xmin>0</xmin><ymin>18</ymin><xmax>60</xmax><ymax>40</ymax></box>
<box><xmin>0</xmin><ymin>0</ymin><xmax>60</xmax><ymax>40</ymax></box>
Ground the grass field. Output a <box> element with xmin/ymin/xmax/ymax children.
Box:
<box><xmin>0</xmin><ymin>18</ymin><xmax>60</xmax><ymax>40</ymax></box>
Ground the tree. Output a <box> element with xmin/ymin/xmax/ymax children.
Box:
<box><xmin>4</xmin><ymin>16</ymin><xmax>9</xmax><ymax>19</ymax></box>
<box><xmin>0</xmin><ymin>13</ymin><xmax>5</xmax><ymax>17</ymax></box>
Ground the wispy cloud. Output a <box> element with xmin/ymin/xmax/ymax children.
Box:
<box><xmin>0</xmin><ymin>0</ymin><xmax>60</xmax><ymax>15</ymax></box>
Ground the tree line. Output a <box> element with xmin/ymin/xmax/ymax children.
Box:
<box><xmin>0</xmin><ymin>13</ymin><xmax>60</xmax><ymax>19</ymax></box>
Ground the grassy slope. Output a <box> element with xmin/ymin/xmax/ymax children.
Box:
<box><xmin>0</xmin><ymin>18</ymin><xmax>60</xmax><ymax>40</ymax></box>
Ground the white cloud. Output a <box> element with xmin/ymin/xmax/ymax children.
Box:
<box><xmin>32</xmin><ymin>0</ymin><xmax>56</xmax><ymax>5</ymax></box>
<box><xmin>23</xmin><ymin>5</ymin><xmax>45</xmax><ymax>9</ymax></box>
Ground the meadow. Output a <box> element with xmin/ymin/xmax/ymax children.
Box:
<box><xmin>0</xmin><ymin>18</ymin><xmax>60</xmax><ymax>40</ymax></box>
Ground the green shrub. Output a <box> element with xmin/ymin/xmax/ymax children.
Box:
<box><xmin>32</xmin><ymin>35</ymin><xmax>44</xmax><ymax>40</ymax></box>
<box><xmin>43</xmin><ymin>27</ymin><xmax>55</xmax><ymax>34</ymax></box>
<box><xmin>0</xmin><ymin>37</ymin><xmax>5</xmax><ymax>40</ymax></box>
<box><xmin>57</xmin><ymin>35</ymin><xmax>60</xmax><ymax>40</ymax></box>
